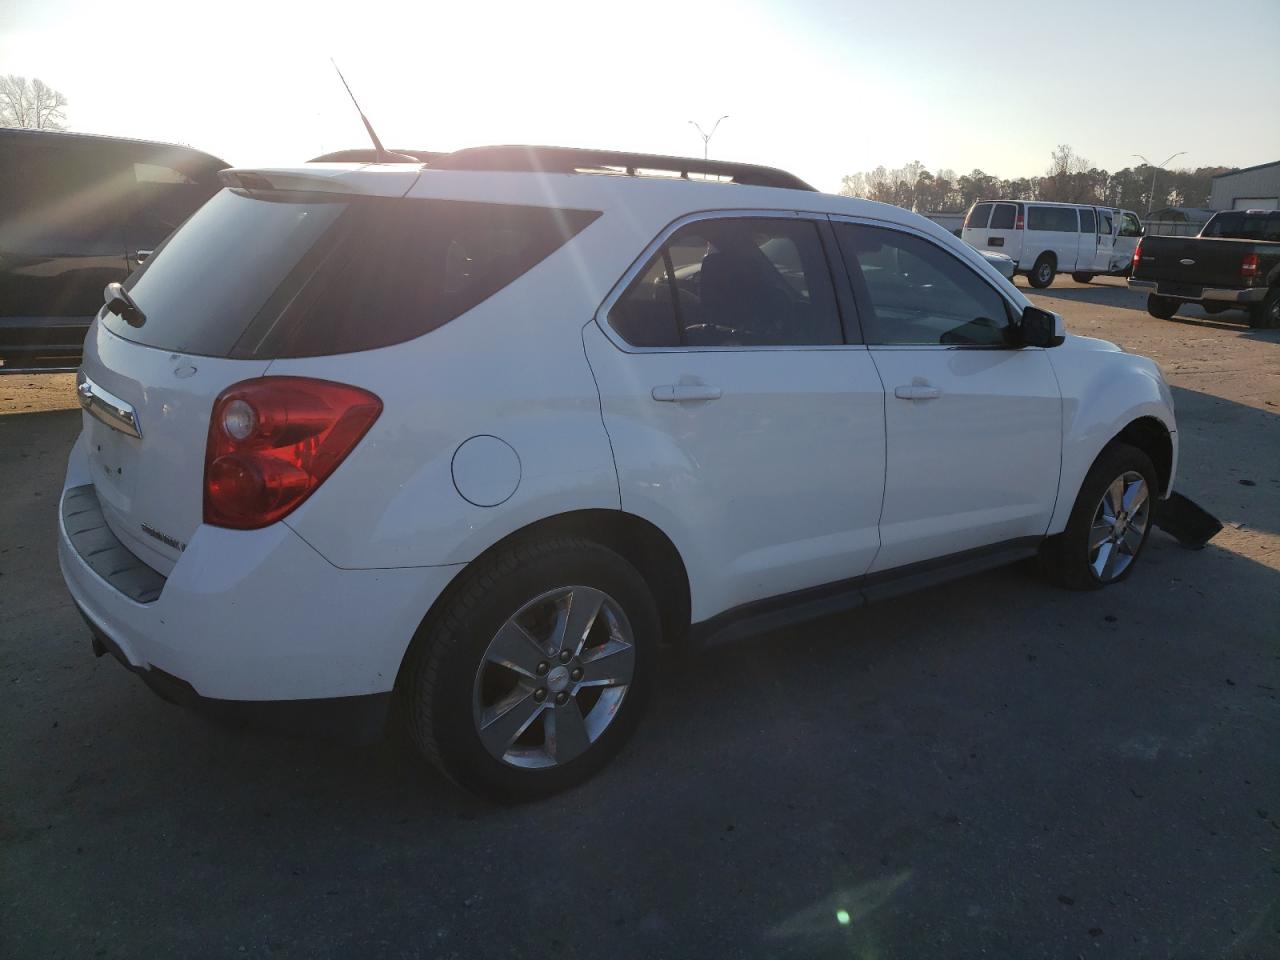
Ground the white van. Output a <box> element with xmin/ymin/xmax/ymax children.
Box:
<box><xmin>962</xmin><ymin>201</ymin><xmax>1145</xmax><ymax>287</ymax></box>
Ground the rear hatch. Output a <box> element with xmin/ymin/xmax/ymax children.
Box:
<box><xmin>961</xmin><ymin>202</ymin><xmax>1022</xmax><ymax>260</ymax></box>
<box><xmin>1134</xmin><ymin>235</ymin><xmax>1258</xmax><ymax>289</ymax></box>
<box><xmin>79</xmin><ymin>167</ymin><xmax>420</xmax><ymax>575</ymax></box>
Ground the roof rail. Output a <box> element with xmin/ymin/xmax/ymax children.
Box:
<box><xmin>429</xmin><ymin>145</ymin><xmax>816</xmax><ymax>191</ymax></box>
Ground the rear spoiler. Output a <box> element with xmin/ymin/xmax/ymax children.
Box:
<box><xmin>218</xmin><ymin>167</ymin><xmax>420</xmax><ymax>197</ymax></box>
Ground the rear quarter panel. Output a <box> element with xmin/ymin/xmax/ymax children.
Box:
<box><xmin>267</xmin><ymin>218</ymin><xmax>632</xmax><ymax>570</ymax></box>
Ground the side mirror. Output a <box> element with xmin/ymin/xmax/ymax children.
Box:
<box><xmin>1016</xmin><ymin>306</ymin><xmax>1065</xmax><ymax>348</ymax></box>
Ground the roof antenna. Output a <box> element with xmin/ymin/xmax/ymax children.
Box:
<box><xmin>330</xmin><ymin>59</ymin><xmax>402</xmax><ymax>163</ymax></box>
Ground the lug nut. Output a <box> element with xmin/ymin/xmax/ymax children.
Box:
<box><xmin>559</xmin><ymin>650</ymin><xmax>572</xmax><ymax>664</ymax></box>
<box><xmin>570</xmin><ymin>667</ymin><xmax>583</xmax><ymax>682</ymax></box>
<box><xmin>533</xmin><ymin>688</ymin><xmax>547</xmax><ymax>702</ymax></box>
<box><xmin>555</xmin><ymin>692</ymin><xmax>569</xmax><ymax>705</ymax></box>
<box><xmin>536</xmin><ymin>661</ymin><xmax>549</xmax><ymax>676</ymax></box>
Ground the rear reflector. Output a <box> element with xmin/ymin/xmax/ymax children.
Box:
<box><xmin>204</xmin><ymin>377</ymin><xmax>381</xmax><ymax>529</ymax></box>
<box><xmin>1241</xmin><ymin>253</ymin><xmax>1259</xmax><ymax>279</ymax></box>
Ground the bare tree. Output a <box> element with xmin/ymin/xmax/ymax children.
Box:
<box><xmin>0</xmin><ymin>75</ymin><xmax>68</xmax><ymax>130</ymax></box>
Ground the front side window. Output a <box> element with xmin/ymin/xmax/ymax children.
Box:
<box><xmin>1079</xmin><ymin>207</ymin><xmax>1097</xmax><ymax>234</ymax></box>
<box><xmin>835</xmin><ymin>223</ymin><xmax>1011</xmax><ymax>347</ymax></box>
<box><xmin>607</xmin><ymin>218</ymin><xmax>842</xmax><ymax>348</ymax></box>
<box><xmin>1027</xmin><ymin>206</ymin><xmax>1078</xmax><ymax>232</ymax></box>
<box><xmin>1118</xmin><ymin>212</ymin><xmax>1144</xmax><ymax>238</ymax></box>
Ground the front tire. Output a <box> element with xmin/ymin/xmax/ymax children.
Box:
<box><xmin>401</xmin><ymin>537</ymin><xmax>659</xmax><ymax>802</ymax></box>
<box><xmin>1041</xmin><ymin>443</ymin><xmax>1157</xmax><ymax>591</ymax></box>
<box><xmin>1248</xmin><ymin>287</ymin><xmax>1280</xmax><ymax>329</ymax></box>
<box><xmin>1147</xmin><ymin>294</ymin><xmax>1179</xmax><ymax>320</ymax></box>
<box><xmin>1029</xmin><ymin>255</ymin><xmax>1056</xmax><ymax>288</ymax></box>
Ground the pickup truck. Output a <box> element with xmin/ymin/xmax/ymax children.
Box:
<box><xmin>1129</xmin><ymin>209</ymin><xmax>1280</xmax><ymax>329</ymax></box>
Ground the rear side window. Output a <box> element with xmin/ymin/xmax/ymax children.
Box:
<box><xmin>130</xmin><ymin>157</ymin><xmax>217</xmax><ymax>240</ymax></box>
<box><xmin>1078</xmin><ymin>207</ymin><xmax>1096</xmax><ymax>233</ymax></box>
<box><xmin>109</xmin><ymin>190</ymin><xmax>600</xmax><ymax>357</ymax></box>
<box><xmin>1201</xmin><ymin>211</ymin><xmax>1280</xmax><ymax>241</ymax></box>
<box><xmin>965</xmin><ymin>203</ymin><xmax>992</xmax><ymax>230</ymax></box>
<box><xmin>989</xmin><ymin>203</ymin><xmax>1017</xmax><ymax>230</ymax></box>
<box><xmin>1100</xmin><ymin>212</ymin><xmax>1114</xmax><ymax>235</ymax></box>
<box><xmin>0</xmin><ymin>137</ymin><xmax>132</xmax><ymax>255</ymax></box>
<box><xmin>1027</xmin><ymin>206</ymin><xmax>1078</xmax><ymax>232</ymax></box>
<box><xmin>608</xmin><ymin>218</ymin><xmax>842</xmax><ymax>348</ymax></box>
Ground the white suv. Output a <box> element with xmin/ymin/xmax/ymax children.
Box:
<box><xmin>59</xmin><ymin>146</ymin><xmax>1178</xmax><ymax>800</ymax></box>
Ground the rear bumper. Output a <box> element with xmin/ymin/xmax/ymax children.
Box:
<box><xmin>1128</xmin><ymin>280</ymin><xmax>1267</xmax><ymax>303</ymax></box>
<box><xmin>79</xmin><ymin>606</ymin><xmax>392</xmax><ymax>742</ymax></box>
<box><xmin>58</xmin><ymin>432</ymin><xmax>463</xmax><ymax>711</ymax></box>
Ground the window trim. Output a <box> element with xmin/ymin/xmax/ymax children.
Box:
<box><xmin>827</xmin><ymin>214</ymin><xmax>1029</xmax><ymax>351</ymax></box>
<box><xmin>595</xmin><ymin>209</ymin><xmax>865</xmax><ymax>354</ymax></box>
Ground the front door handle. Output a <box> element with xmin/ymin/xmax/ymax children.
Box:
<box><xmin>894</xmin><ymin>384</ymin><xmax>941</xmax><ymax>401</ymax></box>
<box><xmin>652</xmin><ymin>384</ymin><xmax>722</xmax><ymax>402</ymax></box>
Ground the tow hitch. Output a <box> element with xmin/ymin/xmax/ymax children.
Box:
<box><xmin>1154</xmin><ymin>492</ymin><xmax>1223</xmax><ymax>549</ymax></box>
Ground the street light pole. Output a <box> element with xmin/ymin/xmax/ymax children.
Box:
<box><xmin>1132</xmin><ymin>151</ymin><xmax>1187</xmax><ymax>215</ymax></box>
<box><xmin>689</xmin><ymin>115</ymin><xmax>729</xmax><ymax>161</ymax></box>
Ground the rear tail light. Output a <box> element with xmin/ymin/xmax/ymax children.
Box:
<box><xmin>1241</xmin><ymin>253</ymin><xmax>1259</xmax><ymax>279</ymax></box>
<box><xmin>204</xmin><ymin>377</ymin><xmax>382</xmax><ymax>529</ymax></box>
<box><xmin>1132</xmin><ymin>239</ymin><xmax>1143</xmax><ymax>270</ymax></box>
<box><xmin>1014</xmin><ymin>209</ymin><xmax>1024</xmax><ymax>230</ymax></box>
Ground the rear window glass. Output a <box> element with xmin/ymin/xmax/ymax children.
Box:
<box><xmin>1201</xmin><ymin>211</ymin><xmax>1280</xmax><ymax>241</ymax></box>
<box><xmin>1027</xmin><ymin>206</ymin><xmax>1078</xmax><ymax>232</ymax></box>
<box><xmin>108</xmin><ymin>189</ymin><xmax>600</xmax><ymax>357</ymax></box>
<box><xmin>965</xmin><ymin>203</ymin><xmax>992</xmax><ymax>230</ymax></box>
<box><xmin>989</xmin><ymin>203</ymin><xmax>1016</xmax><ymax>229</ymax></box>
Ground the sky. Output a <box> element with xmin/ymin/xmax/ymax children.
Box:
<box><xmin>2</xmin><ymin>0</ymin><xmax>1278</xmax><ymax>193</ymax></box>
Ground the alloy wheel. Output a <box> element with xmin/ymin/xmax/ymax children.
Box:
<box><xmin>1088</xmin><ymin>470</ymin><xmax>1151</xmax><ymax>582</ymax></box>
<box><xmin>472</xmin><ymin>586</ymin><xmax>635</xmax><ymax>769</ymax></box>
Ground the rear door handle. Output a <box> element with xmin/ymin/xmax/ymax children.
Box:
<box><xmin>894</xmin><ymin>384</ymin><xmax>941</xmax><ymax>401</ymax></box>
<box><xmin>652</xmin><ymin>384</ymin><xmax>722</xmax><ymax>402</ymax></box>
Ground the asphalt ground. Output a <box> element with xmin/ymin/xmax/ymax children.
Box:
<box><xmin>2</xmin><ymin>277</ymin><xmax>1277</xmax><ymax>959</ymax></box>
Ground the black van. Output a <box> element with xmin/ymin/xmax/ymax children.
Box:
<box><xmin>0</xmin><ymin>130</ymin><xmax>227</xmax><ymax>370</ymax></box>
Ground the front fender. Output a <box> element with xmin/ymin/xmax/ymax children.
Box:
<box><xmin>1047</xmin><ymin>343</ymin><xmax>1177</xmax><ymax>535</ymax></box>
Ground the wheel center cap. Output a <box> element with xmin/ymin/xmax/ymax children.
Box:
<box><xmin>546</xmin><ymin>665</ymin><xmax>570</xmax><ymax>693</ymax></box>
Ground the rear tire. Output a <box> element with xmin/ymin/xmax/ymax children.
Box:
<box><xmin>1040</xmin><ymin>442</ymin><xmax>1157</xmax><ymax>591</ymax></box>
<box><xmin>1248</xmin><ymin>287</ymin><xmax>1280</xmax><ymax>329</ymax></box>
<box><xmin>1071</xmin><ymin>272</ymin><xmax>1094</xmax><ymax>284</ymax></box>
<box><xmin>1146</xmin><ymin>294</ymin><xmax>1179</xmax><ymax>320</ymax></box>
<box><xmin>401</xmin><ymin>537</ymin><xmax>659</xmax><ymax>802</ymax></box>
<box><xmin>1029</xmin><ymin>255</ymin><xmax>1056</xmax><ymax>288</ymax></box>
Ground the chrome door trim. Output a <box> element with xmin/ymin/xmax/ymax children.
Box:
<box><xmin>76</xmin><ymin>372</ymin><xmax>142</xmax><ymax>439</ymax></box>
